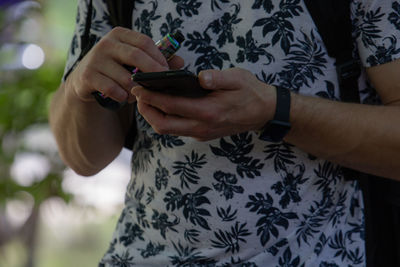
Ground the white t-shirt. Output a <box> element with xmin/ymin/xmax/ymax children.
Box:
<box><xmin>63</xmin><ymin>0</ymin><xmax>400</xmax><ymax>266</ymax></box>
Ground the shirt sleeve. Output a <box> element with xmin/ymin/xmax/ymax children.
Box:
<box><xmin>352</xmin><ymin>0</ymin><xmax>400</xmax><ymax>67</ymax></box>
<box><xmin>62</xmin><ymin>0</ymin><xmax>113</xmax><ymax>81</ymax></box>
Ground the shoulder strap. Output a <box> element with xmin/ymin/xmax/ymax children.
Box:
<box><xmin>77</xmin><ymin>0</ymin><xmax>137</xmax><ymax>148</ymax></box>
<box><xmin>304</xmin><ymin>0</ymin><xmax>361</xmax><ymax>103</ymax></box>
<box><xmin>105</xmin><ymin>0</ymin><xmax>135</xmax><ymax>29</ymax></box>
<box><xmin>304</xmin><ymin>1</ymin><xmax>373</xmax><ymax>264</ymax></box>
<box><xmin>103</xmin><ymin>0</ymin><xmax>137</xmax><ymax>149</ymax></box>
<box><xmin>65</xmin><ymin>0</ymin><xmax>135</xmax><ymax>79</ymax></box>
<box><xmin>81</xmin><ymin>0</ymin><xmax>94</xmax><ymax>57</ymax></box>
<box><xmin>304</xmin><ymin>0</ymin><xmax>352</xmax><ymax>63</ymax></box>
<box><xmin>63</xmin><ymin>0</ymin><xmax>96</xmax><ymax>79</ymax></box>
<box><xmin>80</xmin><ymin>0</ymin><xmax>135</xmax><ymax>60</ymax></box>
<box><xmin>303</xmin><ymin>3</ymin><xmax>400</xmax><ymax>267</ymax></box>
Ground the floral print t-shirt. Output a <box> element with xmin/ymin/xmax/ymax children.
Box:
<box><xmin>63</xmin><ymin>0</ymin><xmax>400</xmax><ymax>266</ymax></box>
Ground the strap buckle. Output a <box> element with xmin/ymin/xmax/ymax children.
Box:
<box><xmin>336</xmin><ymin>59</ymin><xmax>361</xmax><ymax>84</ymax></box>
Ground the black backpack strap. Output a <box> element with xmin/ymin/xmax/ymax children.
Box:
<box><xmin>105</xmin><ymin>0</ymin><xmax>135</xmax><ymax>29</ymax></box>
<box><xmin>304</xmin><ymin>0</ymin><xmax>361</xmax><ymax>104</ymax></box>
<box><xmin>67</xmin><ymin>0</ymin><xmax>137</xmax><ymax>149</ymax></box>
<box><xmin>304</xmin><ymin>1</ymin><xmax>376</xmax><ymax>266</ymax></box>
<box><xmin>76</xmin><ymin>0</ymin><xmax>135</xmax><ymax>62</ymax></box>
<box><xmin>104</xmin><ymin>0</ymin><xmax>137</xmax><ymax>150</ymax></box>
<box><xmin>72</xmin><ymin>0</ymin><xmax>135</xmax><ymax>75</ymax></box>
<box><xmin>80</xmin><ymin>0</ymin><xmax>96</xmax><ymax>60</ymax></box>
<box><xmin>91</xmin><ymin>1</ymin><xmax>136</xmax><ymax>111</ymax></box>
<box><xmin>64</xmin><ymin>0</ymin><xmax>96</xmax><ymax>79</ymax></box>
<box><xmin>304</xmin><ymin>2</ymin><xmax>400</xmax><ymax>266</ymax></box>
<box><xmin>304</xmin><ymin>0</ymin><xmax>361</xmax><ymax>181</ymax></box>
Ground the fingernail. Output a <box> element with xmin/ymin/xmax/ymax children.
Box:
<box><xmin>131</xmin><ymin>86</ymin><xmax>140</xmax><ymax>95</ymax></box>
<box><xmin>202</xmin><ymin>71</ymin><xmax>213</xmax><ymax>88</ymax></box>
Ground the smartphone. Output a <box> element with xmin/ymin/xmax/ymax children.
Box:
<box><xmin>132</xmin><ymin>70</ymin><xmax>209</xmax><ymax>97</ymax></box>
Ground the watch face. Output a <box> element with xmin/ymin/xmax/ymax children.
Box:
<box><xmin>259</xmin><ymin>120</ymin><xmax>291</xmax><ymax>142</ymax></box>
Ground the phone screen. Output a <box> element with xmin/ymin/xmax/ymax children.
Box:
<box><xmin>132</xmin><ymin>70</ymin><xmax>209</xmax><ymax>97</ymax></box>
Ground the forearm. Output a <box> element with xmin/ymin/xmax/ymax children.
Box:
<box><xmin>49</xmin><ymin>81</ymin><xmax>125</xmax><ymax>176</ymax></box>
<box><xmin>286</xmin><ymin>93</ymin><xmax>400</xmax><ymax>180</ymax></box>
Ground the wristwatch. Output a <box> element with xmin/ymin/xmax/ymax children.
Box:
<box><xmin>259</xmin><ymin>86</ymin><xmax>292</xmax><ymax>142</ymax></box>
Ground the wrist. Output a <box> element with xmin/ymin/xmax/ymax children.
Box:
<box><xmin>283</xmin><ymin>91</ymin><xmax>308</xmax><ymax>142</ymax></box>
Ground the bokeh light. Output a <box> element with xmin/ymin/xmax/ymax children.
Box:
<box><xmin>21</xmin><ymin>44</ymin><xmax>45</xmax><ymax>69</ymax></box>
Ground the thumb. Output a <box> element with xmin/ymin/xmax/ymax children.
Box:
<box><xmin>198</xmin><ymin>68</ymin><xmax>246</xmax><ymax>91</ymax></box>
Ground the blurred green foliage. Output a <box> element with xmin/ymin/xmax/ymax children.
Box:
<box><xmin>0</xmin><ymin>0</ymin><xmax>71</xmax><ymax>208</ymax></box>
<box><xmin>0</xmin><ymin>64</ymin><xmax>71</xmax><ymax>206</ymax></box>
<box><xmin>0</xmin><ymin>66</ymin><xmax>59</xmax><ymax>131</ymax></box>
<box><xmin>0</xmin><ymin>1</ymin><xmax>96</xmax><ymax>266</ymax></box>
<box><xmin>0</xmin><ymin>1</ymin><xmax>121</xmax><ymax>266</ymax></box>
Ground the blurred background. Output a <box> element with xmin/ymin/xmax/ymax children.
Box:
<box><xmin>0</xmin><ymin>0</ymin><xmax>131</xmax><ymax>266</ymax></box>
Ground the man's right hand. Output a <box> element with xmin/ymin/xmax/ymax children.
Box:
<box><xmin>66</xmin><ymin>27</ymin><xmax>184</xmax><ymax>104</ymax></box>
<box><xmin>49</xmin><ymin>27</ymin><xmax>184</xmax><ymax>176</ymax></box>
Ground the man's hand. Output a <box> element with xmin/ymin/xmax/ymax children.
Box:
<box><xmin>50</xmin><ymin>27</ymin><xmax>185</xmax><ymax>175</ymax></box>
<box><xmin>132</xmin><ymin>68</ymin><xmax>276</xmax><ymax>141</ymax></box>
<box><xmin>66</xmin><ymin>27</ymin><xmax>184</xmax><ymax>104</ymax></box>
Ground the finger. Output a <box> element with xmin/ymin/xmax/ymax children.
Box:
<box><xmin>89</xmin><ymin>73</ymin><xmax>128</xmax><ymax>102</ymax></box>
<box><xmin>198</xmin><ymin>68</ymin><xmax>251</xmax><ymax>90</ymax></box>
<box><xmin>168</xmin><ymin>55</ymin><xmax>185</xmax><ymax>70</ymax></box>
<box><xmin>137</xmin><ymin>100</ymin><xmax>205</xmax><ymax>137</ymax></box>
<box><xmin>95</xmin><ymin>60</ymin><xmax>134</xmax><ymax>92</ymax></box>
<box><xmin>113</xmin><ymin>42</ymin><xmax>169</xmax><ymax>73</ymax></box>
<box><xmin>132</xmin><ymin>86</ymin><xmax>218</xmax><ymax>121</ymax></box>
<box><xmin>112</xmin><ymin>28</ymin><xmax>169</xmax><ymax>69</ymax></box>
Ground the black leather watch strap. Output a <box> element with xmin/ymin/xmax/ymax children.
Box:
<box><xmin>259</xmin><ymin>86</ymin><xmax>291</xmax><ymax>142</ymax></box>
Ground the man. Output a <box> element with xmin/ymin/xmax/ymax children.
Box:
<box><xmin>49</xmin><ymin>0</ymin><xmax>400</xmax><ymax>265</ymax></box>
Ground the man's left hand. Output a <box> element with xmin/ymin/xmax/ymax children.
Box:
<box><xmin>131</xmin><ymin>68</ymin><xmax>276</xmax><ymax>141</ymax></box>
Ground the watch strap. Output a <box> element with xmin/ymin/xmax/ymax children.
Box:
<box><xmin>259</xmin><ymin>86</ymin><xmax>292</xmax><ymax>142</ymax></box>
<box><xmin>273</xmin><ymin>86</ymin><xmax>291</xmax><ymax>123</ymax></box>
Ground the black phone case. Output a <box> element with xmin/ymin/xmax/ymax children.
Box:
<box><xmin>132</xmin><ymin>70</ymin><xmax>209</xmax><ymax>97</ymax></box>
